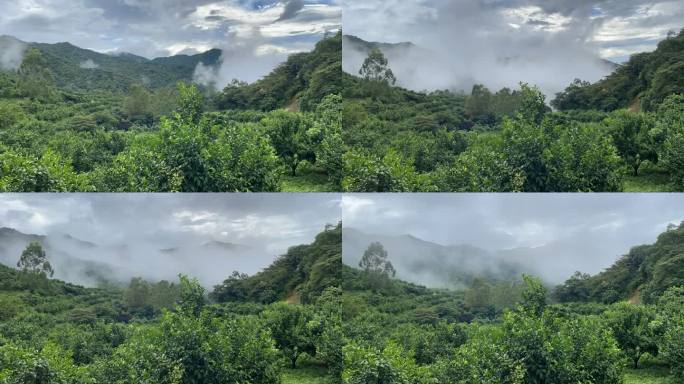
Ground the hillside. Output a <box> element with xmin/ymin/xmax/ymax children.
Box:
<box><xmin>0</xmin><ymin>35</ymin><xmax>222</xmax><ymax>91</ymax></box>
<box><xmin>211</xmin><ymin>223</ymin><xmax>342</xmax><ymax>304</ymax></box>
<box><xmin>553</xmin><ymin>28</ymin><xmax>684</xmax><ymax>111</ymax></box>
<box><xmin>556</xmin><ymin>221</ymin><xmax>684</xmax><ymax>304</ymax></box>
<box><xmin>214</xmin><ymin>31</ymin><xmax>341</xmax><ymax>112</ymax></box>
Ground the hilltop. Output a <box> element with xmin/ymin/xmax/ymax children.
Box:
<box><xmin>0</xmin><ymin>35</ymin><xmax>221</xmax><ymax>91</ymax></box>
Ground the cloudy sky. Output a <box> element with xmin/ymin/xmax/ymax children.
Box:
<box><xmin>343</xmin><ymin>0</ymin><xmax>683</xmax><ymax>94</ymax></box>
<box><xmin>344</xmin><ymin>0</ymin><xmax>682</xmax><ymax>62</ymax></box>
<box><xmin>343</xmin><ymin>194</ymin><xmax>684</xmax><ymax>281</ymax></box>
<box><xmin>0</xmin><ymin>194</ymin><xmax>340</xmax><ymax>285</ymax></box>
<box><xmin>0</xmin><ymin>0</ymin><xmax>340</xmax><ymax>58</ymax></box>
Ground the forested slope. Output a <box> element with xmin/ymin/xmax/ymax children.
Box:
<box><xmin>1</xmin><ymin>35</ymin><xmax>222</xmax><ymax>91</ymax></box>
<box><xmin>556</xmin><ymin>221</ymin><xmax>684</xmax><ymax>304</ymax></box>
<box><xmin>212</xmin><ymin>223</ymin><xmax>342</xmax><ymax>304</ymax></box>
<box><xmin>215</xmin><ymin>31</ymin><xmax>341</xmax><ymax>112</ymax></box>
<box><xmin>553</xmin><ymin>29</ymin><xmax>684</xmax><ymax>112</ymax></box>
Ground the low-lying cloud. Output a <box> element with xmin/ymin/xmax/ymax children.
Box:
<box><xmin>0</xmin><ymin>36</ymin><xmax>26</xmax><ymax>70</ymax></box>
<box><xmin>79</xmin><ymin>59</ymin><xmax>99</xmax><ymax>69</ymax></box>
<box><xmin>0</xmin><ymin>194</ymin><xmax>341</xmax><ymax>288</ymax></box>
<box><xmin>193</xmin><ymin>28</ymin><xmax>290</xmax><ymax>88</ymax></box>
<box><xmin>342</xmin><ymin>194</ymin><xmax>684</xmax><ymax>286</ymax></box>
<box><xmin>343</xmin><ymin>0</ymin><xmax>684</xmax><ymax>96</ymax></box>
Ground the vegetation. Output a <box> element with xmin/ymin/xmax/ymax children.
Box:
<box><xmin>555</xmin><ymin>222</ymin><xmax>684</xmax><ymax>305</ymax></box>
<box><xmin>341</xmin><ymin>223</ymin><xmax>684</xmax><ymax>383</ymax></box>
<box><xmin>0</xmin><ymin>33</ymin><xmax>342</xmax><ymax>192</ymax></box>
<box><xmin>343</xmin><ymin>30</ymin><xmax>684</xmax><ymax>192</ymax></box>
<box><xmin>0</xmin><ymin>224</ymin><xmax>342</xmax><ymax>383</ymax></box>
<box><xmin>552</xmin><ymin>29</ymin><xmax>684</xmax><ymax>112</ymax></box>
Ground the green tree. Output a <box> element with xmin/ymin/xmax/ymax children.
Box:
<box><xmin>314</xmin><ymin>287</ymin><xmax>344</xmax><ymax>381</ymax></box>
<box><xmin>465</xmin><ymin>84</ymin><xmax>494</xmax><ymax>124</ymax></box>
<box><xmin>604</xmin><ymin>110</ymin><xmax>657</xmax><ymax>176</ymax></box>
<box><xmin>343</xmin><ymin>342</ymin><xmax>431</xmax><ymax>384</ymax></box>
<box><xmin>554</xmin><ymin>271</ymin><xmax>591</xmax><ymax>302</ymax></box>
<box><xmin>178</xmin><ymin>274</ymin><xmax>205</xmax><ymax>317</ymax></box>
<box><xmin>605</xmin><ymin>302</ymin><xmax>659</xmax><ymax>368</ymax></box>
<box><xmin>264</xmin><ymin>303</ymin><xmax>316</xmax><ymax>368</ymax></box>
<box><xmin>465</xmin><ymin>277</ymin><xmax>493</xmax><ymax>312</ymax></box>
<box><xmin>310</xmin><ymin>94</ymin><xmax>344</xmax><ymax>184</ymax></box>
<box><xmin>176</xmin><ymin>82</ymin><xmax>204</xmax><ymax>124</ymax></box>
<box><xmin>262</xmin><ymin>110</ymin><xmax>313</xmax><ymax>176</ymax></box>
<box><xmin>343</xmin><ymin>149</ymin><xmax>426</xmax><ymax>192</ymax></box>
<box><xmin>123</xmin><ymin>83</ymin><xmax>153</xmax><ymax>123</ymax></box>
<box><xmin>654</xmin><ymin>94</ymin><xmax>684</xmax><ymax>188</ymax></box>
<box><xmin>359</xmin><ymin>48</ymin><xmax>396</xmax><ymax>86</ymax></box>
<box><xmin>17</xmin><ymin>48</ymin><xmax>54</xmax><ymax>100</ymax></box>
<box><xmin>655</xmin><ymin>286</ymin><xmax>684</xmax><ymax>380</ymax></box>
<box><xmin>520</xmin><ymin>275</ymin><xmax>546</xmax><ymax>317</ymax></box>
<box><xmin>518</xmin><ymin>83</ymin><xmax>549</xmax><ymax>125</ymax></box>
<box><xmin>359</xmin><ymin>242</ymin><xmax>396</xmax><ymax>278</ymax></box>
<box><xmin>17</xmin><ymin>242</ymin><xmax>54</xmax><ymax>277</ymax></box>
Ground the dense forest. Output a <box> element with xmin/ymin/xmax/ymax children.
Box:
<box><xmin>341</xmin><ymin>223</ymin><xmax>684</xmax><ymax>383</ymax></box>
<box><xmin>342</xmin><ymin>29</ymin><xmax>684</xmax><ymax>192</ymax></box>
<box><xmin>0</xmin><ymin>32</ymin><xmax>342</xmax><ymax>192</ymax></box>
<box><xmin>0</xmin><ymin>224</ymin><xmax>342</xmax><ymax>383</ymax></box>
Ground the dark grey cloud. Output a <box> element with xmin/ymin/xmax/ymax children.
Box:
<box><xmin>343</xmin><ymin>194</ymin><xmax>684</xmax><ymax>285</ymax></box>
<box><xmin>343</xmin><ymin>0</ymin><xmax>683</xmax><ymax>95</ymax></box>
<box><xmin>0</xmin><ymin>194</ymin><xmax>341</xmax><ymax>287</ymax></box>
<box><xmin>276</xmin><ymin>0</ymin><xmax>304</xmax><ymax>22</ymax></box>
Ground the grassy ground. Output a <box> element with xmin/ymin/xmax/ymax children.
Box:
<box><xmin>623</xmin><ymin>162</ymin><xmax>673</xmax><ymax>192</ymax></box>
<box><xmin>280</xmin><ymin>163</ymin><xmax>338</xmax><ymax>192</ymax></box>
<box><xmin>624</xmin><ymin>356</ymin><xmax>675</xmax><ymax>384</ymax></box>
<box><xmin>281</xmin><ymin>362</ymin><xmax>331</xmax><ymax>384</ymax></box>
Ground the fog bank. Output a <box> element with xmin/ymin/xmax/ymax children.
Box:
<box><xmin>342</xmin><ymin>194</ymin><xmax>684</xmax><ymax>287</ymax></box>
<box><xmin>0</xmin><ymin>194</ymin><xmax>341</xmax><ymax>288</ymax></box>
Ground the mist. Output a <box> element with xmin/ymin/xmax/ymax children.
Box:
<box><xmin>0</xmin><ymin>35</ymin><xmax>26</xmax><ymax>71</ymax></box>
<box><xmin>193</xmin><ymin>28</ymin><xmax>290</xmax><ymax>89</ymax></box>
<box><xmin>342</xmin><ymin>0</ymin><xmax>680</xmax><ymax>97</ymax></box>
<box><xmin>0</xmin><ymin>194</ymin><xmax>341</xmax><ymax>288</ymax></box>
<box><xmin>342</xmin><ymin>194</ymin><xmax>684</xmax><ymax>288</ymax></box>
<box><xmin>79</xmin><ymin>59</ymin><xmax>99</xmax><ymax>69</ymax></box>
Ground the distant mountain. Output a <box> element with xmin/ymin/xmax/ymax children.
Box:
<box><xmin>553</xmin><ymin>29</ymin><xmax>684</xmax><ymax>111</ymax></box>
<box><xmin>0</xmin><ymin>227</ymin><xmax>115</xmax><ymax>285</ymax></box>
<box><xmin>201</xmin><ymin>240</ymin><xmax>250</xmax><ymax>252</ymax></box>
<box><xmin>0</xmin><ymin>35</ymin><xmax>222</xmax><ymax>91</ymax></box>
<box><xmin>343</xmin><ymin>228</ymin><xmax>524</xmax><ymax>288</ymax></box>
<box><xmin>342</xmin><ymin>35</ymin><xmax>416</xmax><ymax>54</ymax></box>
<box><xmin>343</xmin><ymin>228</ymin><xmax>629</xmax><ymax>288</ymax></box>
<box><xmin>342</xmin><ymin>34</ymin><xmax>423</xmax><ymax>78</ymax></box>
<box><xmin>0</xmin><ymin>227</ymin><xmax>268</xmax><ymax>287</ymax></box>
